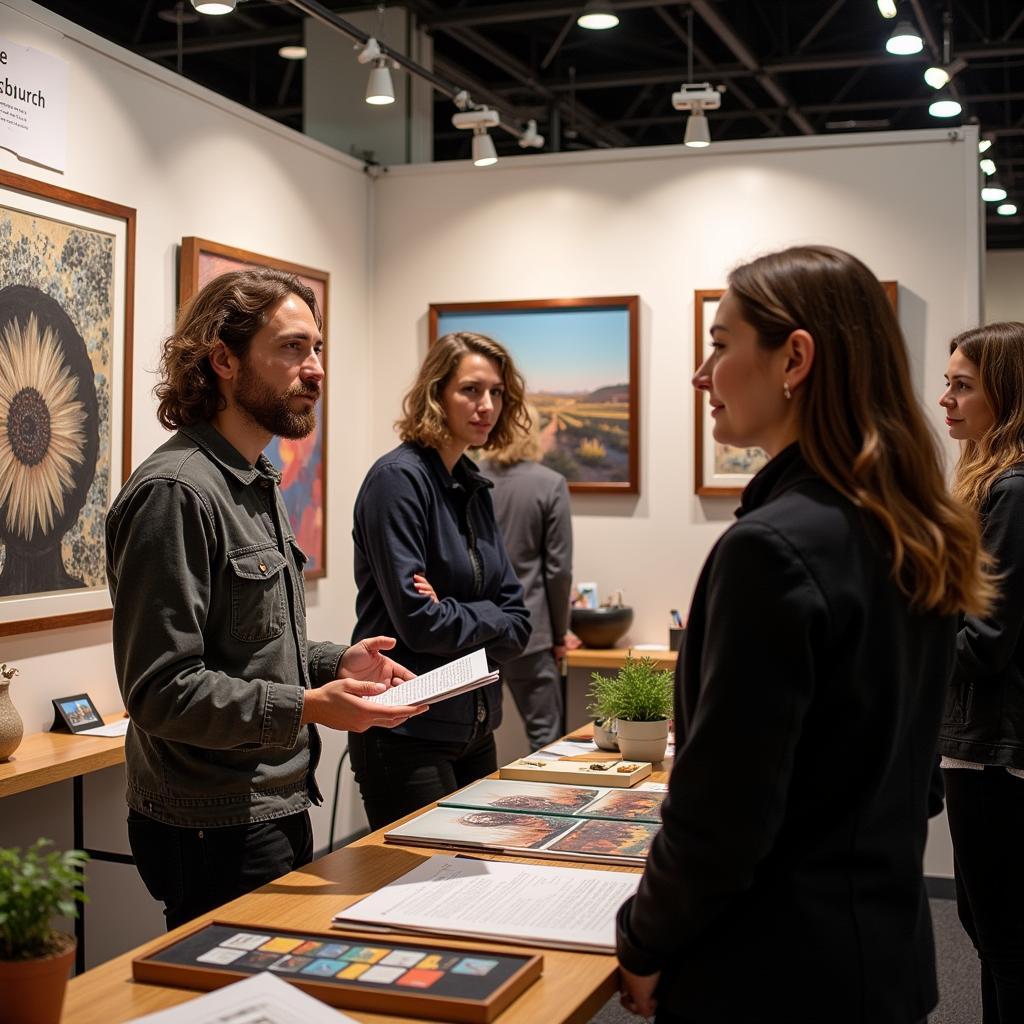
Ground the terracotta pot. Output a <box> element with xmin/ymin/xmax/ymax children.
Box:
<box><xmin>0</xmin><ymin>676</ymin><xmax>24</xmax><ymax>761</ymax></box>
<box><xmin>593</xmin><ymin>718</ymin><xmax>619</xmax><ymax>751</ymax></box>
<box><xmin>615</xmin><ymin>719</ymin><xmax>669</xmax><ymax>763</ymax></box>
<box><xmin>0</xmin><ymin>935</ymin><xmax>76</xmax><ymax>1024</ymax></box>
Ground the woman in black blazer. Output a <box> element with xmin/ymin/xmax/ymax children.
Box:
<box><xmin>938</xmin><ymin>322</ymin><xmax>1024</xmax><ymax>1022</ymax></box>
<box><xmin>616</xmin><ymin>246</ymin><xmax>992</xmax><ymax>1024</ymax></box>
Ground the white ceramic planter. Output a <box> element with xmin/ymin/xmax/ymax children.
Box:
<box><xmin>615</xmin><ymin>719</ymin><xmax>669</xmax><ymax>763</ymax></box>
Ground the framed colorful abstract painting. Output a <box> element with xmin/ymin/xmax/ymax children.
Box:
<box><xmin>179</xmin><ymin>237</ymin><xmax>328</xmax><ymax>579</ymax></box>
<box><xmin>0</xmin><ymin>170</ymin><xmax>135</xmax><ymax>637</ymax></box>
<box><xmin>429</xmin><ymin>297</ymin><xmax>639</xmax><ymax>494</ymax></box>
<box><xmin>694</xmin><ymin>282</ymin><xmax>898</xmax><ymax>497</ymax></box>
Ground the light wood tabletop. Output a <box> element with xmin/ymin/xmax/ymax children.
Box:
<box><xmin>61</xmin><ymin>753</ymin><xmax>671</xmax><ymax>1024</ymax></box>
<box><xmin>566</xmin><ymin>648</ymin><xmax>678</xmax><ymax>672</ymax></box>
<box><xmin>0</xmin><ymin>713</ymin><xmax>126</xmax><ymax>799</ymax></box>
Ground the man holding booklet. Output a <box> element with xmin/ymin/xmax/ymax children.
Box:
<box><xmin>107</xmin><ymin>269</ymin><xmax>425</xmax><ymax>929</ymax></box>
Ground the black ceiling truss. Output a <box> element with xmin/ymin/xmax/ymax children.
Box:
<box><xmin>32</xmin><ymin>0</ymin><xmax>1024</xmax><ymax>246</ymax></box>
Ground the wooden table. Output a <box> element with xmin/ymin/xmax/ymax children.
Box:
<box><xmin>566</xmin><ymin>648</ymin><xmax>678</xmax><ymax>673</ymax></box>
<box><xmin>0</xmin><ymin>714</ymin><xmax>131</xmax><ymax>974</ymax></box>
<box><xmin>61</xmin><ymin>757</ymin><xmax>669</xmax><ymax>1024</ymax></box>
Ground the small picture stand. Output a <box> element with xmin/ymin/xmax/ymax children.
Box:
<box><xmin>132</xmin><ymin>919</ymin><xmax>543</xmax><ymax>1023</ymax></box>
<box><xmin>51</xmin><ymin>693</ymin><xmax>104</xmax><ymax>733</ymax></box>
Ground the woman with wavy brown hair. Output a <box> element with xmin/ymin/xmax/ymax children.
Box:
<box><xmin>616</xmin><ymin>245</ymin><xmax>992</xmax><ymax>1024</ymax></box>
<box><xmin>938</xmin><ymin>321</ymin><xmax>1024</xmax><ymax>1023</ymax></box>
<box><xmin>347</xmin><ymin>332</ymin><xmax>532</xmax><ymax>829</ymax></box>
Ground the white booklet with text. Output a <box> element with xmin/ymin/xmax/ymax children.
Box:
<box><xmin>365</xmin><ymin>648</ymin><xmax>498</xmax><ymax>707</ymax></box>
<box><xmin>332</xmin><ymin>854</ymin><xmax>640</xmax><ymax>954</ymax></box>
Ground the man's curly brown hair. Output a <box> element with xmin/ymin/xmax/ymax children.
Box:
<box><xmin>155</xmin><ymin>267</ymin><xmax>320</xmax><ymax>430</ymax></box>
<box><xmin>396</xmin><ymin>332</ymin><xmax>530</xmax><ymax>452</ymax></box>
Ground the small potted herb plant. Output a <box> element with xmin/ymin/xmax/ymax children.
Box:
<box><xmin>0</xmin><ymin>839</ymin><xmax>88</xmax><ymax>1024</ymax></box>
<box><xmin>588</xmin><ymin>654</ymin><xmax>674</xmax><ymax>762</ymax></box>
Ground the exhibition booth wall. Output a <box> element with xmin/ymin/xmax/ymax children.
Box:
<box><xmin>0</xmin><ymin>0</ymin><xmax>982</xmax><ymax>968</ymax></box>
<box><xmin>986</xmin><ymin>250</ymin><xmax>1024</xmax><ymax>321</ymax></box>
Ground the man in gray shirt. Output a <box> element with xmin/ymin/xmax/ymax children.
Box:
<box><xmin>106</xmin><ymin>268</ymin><xmax>423</xmax><ymax>928</ymax></box>
<box><xmin>480</xmin><ymin>414</ymin><xmax>573</xmax><ymax>749</ymax></box>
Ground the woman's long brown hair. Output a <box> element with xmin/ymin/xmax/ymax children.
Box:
<box><xmin>728</xmin><ymin>245</ymin><xmax>993</xmax><ymax>617</ymax></box>
<box><xmin>948</xmin><ymin>322</ymin><xmax>1024</xmax><ymax>512</ymax></box>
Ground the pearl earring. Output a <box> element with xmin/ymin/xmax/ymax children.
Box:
<box><xmin>783</xmin><ymin>381</ymin><xmax>792</xmax><ymax>400</ymax></box>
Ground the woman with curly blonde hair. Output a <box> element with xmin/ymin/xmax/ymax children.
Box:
<box><xmin>348</xmin><ymin>332</ymin><xmax>532</xmax><ymax>829</ymax></box>
<box><xmin>939</xmin><ymin>321</ymin><xmax>1024</xmax><ymax>1022</ymax></box>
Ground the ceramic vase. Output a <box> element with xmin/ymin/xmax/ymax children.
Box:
<box><xmin>615</xmin><ymin>719</ymin><xmax>669</xmax><ymax>763</ymax></box>
<box><xmin>593</xmin><ymin>718</ymin><xmax>619</xmax><ymax>751</ymax></box>
<box><xmin>0</xmin><ymin>676</ymin><xmax>24</xmax><ymax>761</ymax></box>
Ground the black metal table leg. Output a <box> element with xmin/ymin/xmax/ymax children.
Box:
<box><xmin>73</xmin><ymin>775</ymin><xmax>85</xmax><ymax>975</ymax></box>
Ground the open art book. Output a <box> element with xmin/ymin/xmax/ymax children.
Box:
<box><xmin>365</xmin><ymin>649</ymin><xmax>498</xmax><ymax>707</ymax></box>
<box><xmin>385</xmin><ymin>803</ymin><xmax>658</xmax><ymax>867</ymax></box>
<box><xmin>440</xmin><ymin>779</ymin><xmax>664</xmax><ymax>823</ymax></box>
<box><xmin>332</xmin><ymin>855</ymin><xmax>641</xmax><ymax>954</ymax></box>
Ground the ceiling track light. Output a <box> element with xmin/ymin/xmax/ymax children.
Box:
<box><xmin>877</xmin><ymin>0</ymin><xmax>898</xmax><ymax>17</ymax></box>
<box><xmin>982</xmin><ymin>182</ymin><xmax>1008</xmax><ymax>203</ymax></box>
<box><xmin>452</xmin><ymin>99</ymin><xmax>501</xmax><ymax>167</ymax></box>
<box><xmin>997</xmin><ymin>202</ymin><xmax>1018</xmax><ymax>216</ymax></box>
<box><xmin>357</xmin><ymin>36</ymin><xmax>398</xmax><ymax>106</ymax></box>
<box><xmin>672</xmin><ymin>82</ymin><xmax>721</xmax><ymax>149</ymax></box>
<box><xmin>190</xmin><ymin>0</ymin><xmax>237</xmax><ymax>13</ymax></box>
<box><xmin>278</xmin><ymin>45</ymin><xmax>307</xmax><ymax>60</ymax></box>
<box><xmin>928</xmin><ymin>89</ymin><xmax>961</xmax><ymax>118</ymax></box>
<box><xmin>924</xmin><ymin>56</ymin><xmax>967</xmax><ymax>90</ymax></box>
<box><xmin>885</xmin><ymin>3</ymin><xmax>923</xmax><ymax>55</ymax></box>
<box><xmin>980</xmin><ymin>158</ymin><xmax>996</xmax><ymax>176</ymax></box>
<box><xmin>577</xmin><ymin>1</ymin><xmax>619</xmax><ymax>31</ymax></box>
<box><xmin>979</xmin><ymin>137</ymin><xmax>993</xmax><ymax>154</ymax></box>
<box><xmin>517</xmin><ymin>119</ymin><xmax>545</xmax><ymax>150</ymax></box>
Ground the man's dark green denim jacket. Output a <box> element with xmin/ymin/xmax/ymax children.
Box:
<box><xmin>105</xmin><ymin>421</ymin><xmax>346</xmax><ymax>827</ymax></box>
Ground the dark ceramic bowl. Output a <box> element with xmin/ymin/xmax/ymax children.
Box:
<box><xmin>570</xmin><ymin>606</ymin><xmax>634</xmax><ymax>649</ymax></box>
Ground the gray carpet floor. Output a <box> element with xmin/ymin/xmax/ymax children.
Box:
<box><xmin>590</xmin><ymin>897</ymin><xmax>981</xmax><ymax>1023</ymax></box>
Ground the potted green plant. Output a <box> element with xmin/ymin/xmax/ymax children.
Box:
<box><xmin>587</xmin><ymin>654</ymin><xmax>674</xmax><ymax>762</ymax></box>
<box><xmin>0</xmin><ymin>839</ymin><xmax>88</xmax><ymax>1024</ymax></box>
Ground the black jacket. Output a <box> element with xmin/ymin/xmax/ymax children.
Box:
<box><xmin>351</xmin><ymin>442</ymin><xmax>530</xmax><ymax>741</ymax></box>
<box><xmin>616</xmin><ymin>444</ymin><xmax>955</xmax><ymax>1023</ymax></box>
<box><xmin>940</xmin><ymin>465</ymin><xmax>1024</xmax><ymax>766</ymax></box>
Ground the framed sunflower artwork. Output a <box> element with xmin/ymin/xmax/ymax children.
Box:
<box><xmin>179</xmin><ymin>237</ymin><xmax>328</xmax><ymax>579</ymax></box>
<box><xmin>0</xmin><ymin>171</ymin><xmax>135</xmax><ymax>636</ymax></box>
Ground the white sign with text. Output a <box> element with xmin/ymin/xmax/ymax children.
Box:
<box><xmin>0</xmin><ymin>37</ymin><xmax>68</xmax><ymax>171</ymax></box>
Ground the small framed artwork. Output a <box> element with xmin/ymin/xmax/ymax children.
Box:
<box><xmin>429</xmin><ymin>297</ymin><xmax>640</xmax><ymax>494</ymax></box>
<box><xmin>132</xmin><ymin>920</ymin><xmax>543</xmax><ymax>1023</ymax></box>
<box><xmin>51</xmin><ymin>692</ymin><xmax>103</xmax><ymax>733</ymax></box>
<box><xmin>694</xmin><ymin>282</ymin><xmax>898</xmax><ymax>497</ymax></box>
<box><xmin>0</xmin><ymin>170</ymin><xmax>135</xmax><ymax>637</ymax></box>
<box><xmin>179</xmin><ymin>237</ymin><xmax>329</xmax><ymax>579</ymax></box>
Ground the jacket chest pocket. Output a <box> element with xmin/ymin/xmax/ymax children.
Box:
<box><xmin>228</xmin><ymin>547</ymin><xmax>288</xmax><ymax>642</ymax></box>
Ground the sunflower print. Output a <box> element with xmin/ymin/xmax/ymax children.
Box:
<box><xmin>0</xmin><ymin>312</ymin><xmax>88</xmax><ymax>542</ymax></box>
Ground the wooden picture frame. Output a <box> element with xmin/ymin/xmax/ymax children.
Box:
<box><xmin>429</xmin><ymin>297</ymin><xmax>640</xmax><ymax>495</ymax></box>
<box><xmin>694</xmin><ymin>282</ymin><xmax>899</xmax><ymax>497</ymax></box>
<box><xmin>132</xmin><ymin>919</ymin><xmax>543</xmax><ymax>1024</ymax></box>
<box><xmin>179</xmin><ymin>237</ymin><xmax>329</xmax><ymax>579</ymax></box>
<box><xmin>0</xmin><ymin>170</ymin><xmax>135</xmax><ymax>636</ymax></box>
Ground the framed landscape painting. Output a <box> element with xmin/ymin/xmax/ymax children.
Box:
<box><xmin>694</xmin><ymin>282</ymin><xmax>898</xmax><ymax>497</ymax></box>
<box><xmin>429</xmin><ymin>297</ymin><xmax>639</xmax><ymax>494</ymax></box>
<box><xmin>179</xmin><ymin>237</ymin><xmax>328</xmax><ymax>578</ymax></box>
<box><xmin>0</xmin><ymin>170</ymin><xmax>135</xmax><ymax>636</ymax></box>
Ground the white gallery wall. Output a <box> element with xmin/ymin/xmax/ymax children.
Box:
<box><xmin>0</xmin><ymin>0</ymin><xmax>374</xmax><ymax>966</ymax></box>
<box><xmin>0</xmin><ymin>0</ymin><xmax>982</xmax><ymax>970</ymax></box>
<box><xmin>985</xmin><ymin>249</ymin><xmax>1024</xmax><ymax>321</ymax></box>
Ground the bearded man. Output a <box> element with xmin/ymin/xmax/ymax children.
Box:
<box><xmin>106</xmin><ymin>268</ymin><xmax>423</xmax><ymax>928</ymax></box>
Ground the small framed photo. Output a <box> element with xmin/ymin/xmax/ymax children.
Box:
<box><xmin>51</xmin><ymin>693</ymin><xmax>103</xmax><ymax>733</ymax></box>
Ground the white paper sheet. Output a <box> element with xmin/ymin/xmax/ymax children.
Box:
<box><xmin>78</xmin><ymin>718</ymin><xmax>129</xmax><ymax>737</ymax></box>
<box><xmin>539</xmin><ymin>740</ymin><xmax>600</xmax><ymax>757</ymax></box>
<box><xmin>124</xmin><ymin>971</ymin><xmax>357</xmax><ymax>1024</ymax></box>
<box><xmin>333</xmin><ymin>854</ymin><xmax>640</xmax><ymax>954</ymax></box>
<box><xmin>366</xmin><ymin>649</ymin><xmax>497</xmax><ymax>707</ymax></box>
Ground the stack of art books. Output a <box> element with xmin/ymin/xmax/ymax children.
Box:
<box><xmin>384</xmin><ymin>779</ymin><xmax>664</xmax><ymax>866</ymax></box>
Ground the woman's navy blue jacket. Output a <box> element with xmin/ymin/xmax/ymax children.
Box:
<box><xmin>351</xmin><ymin>442</ymin><xmax>530</xmax><ymax>741</ymax></box>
